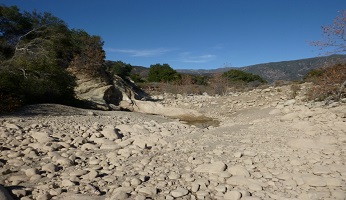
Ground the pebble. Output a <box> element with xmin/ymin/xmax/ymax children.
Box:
<box><xmin>224</xmin><ymin>191</ymin><xmax>242</xmax><ymax>200</ymax></box>
<box><xmin>170</xmin><ymin>187</ymin><xmax>189</xmax><ymax>198</ymax></box>
<box><xmin>194</xmin><ymin>161</ymin><xmax>227</xmax><ymax>173</ymax></box>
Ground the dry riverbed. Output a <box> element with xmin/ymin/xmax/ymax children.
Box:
<box><xmin>0</xmin><ymin>84</ymin><xmax>345</xmax><ymax>200</ymax></box>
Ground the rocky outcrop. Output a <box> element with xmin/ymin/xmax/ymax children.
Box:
<box><xmin>68</xmin><ymin>66</ymin><xmax>149</xmax><ymax>111</ymax></box>
<box><xmin>69</xmin><ymin>67</ymin><xmax>205</xmax><ymax>118</ymax></box>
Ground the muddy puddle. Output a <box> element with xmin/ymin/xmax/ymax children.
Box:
<box><xmin>174</xmin><ymin>115</ymin><xmax>220</xmax><ymax>128</ymax></box>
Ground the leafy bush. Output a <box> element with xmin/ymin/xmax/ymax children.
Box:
<box><xmin>222</xmin><ymin>69</ymin><xmax>267</xmax><ymax>84</ymax></box>
<box><xmin>148</xmin><ymin>63</ymin><xmax>181</xmax><ymax>83</ymax></box>
<box><xmin>104</xmin><ymin>60</ymin><xmax>133</xmax><ymax>79</ymax></box>
<box><xmin>0</xmin><ymin>56</ymin><xmax>76</xmax><ymax>105</ymax></box>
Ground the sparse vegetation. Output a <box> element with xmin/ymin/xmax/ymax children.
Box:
<box><xmin>290</xmin><ymin>83</ymin><xmax>301</xmax><ymax>99</ymax></box>
<box><xmin>307</xmin><ymin>10</ymin><xmax>346</xmax><ymax>102</ymax></box>
<box><xmin>306</xmin><ymin>63</ymin><xmax>346</xmax><ymax>101</ymax></box>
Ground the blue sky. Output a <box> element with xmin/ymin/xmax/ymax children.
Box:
<box><xmin>2</xmin><ymin>0</ymin><xmax>345</xmax><ymax>69</ymax></box>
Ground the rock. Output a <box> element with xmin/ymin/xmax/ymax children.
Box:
<box><xmin>194</xmin><ymin>161</ymin><xmax>227</xmax><ymax>173</ymax></box>
<box><xmin>138</xmin><ymin>187</ymin><xmax>157</xmax><ymax>196</ymax></box>
<box><xmin>31</xmin><ymin>131</ymin><xmax>53</xmax><ymax>143</ymax></box>
<box><xmin>214</xmin><ymin>185</ymin><xmax>227</xmax><ymax>193</ymax></box>
<box><xmin>170</xmin><ymin>187</ymin><xmax>189</xmax><ymax>198</ymax></box>
<box><xmin>233</xmin><ymin>152</ymin><xmax>242</xmax><ymax>158</ymax></box>
<box><xmin>280</xmin><ymin>113</ymin><xmax>299</xmax><ymax>121</ymax></box>
<box><xmin>331</xmin><ymin>191</ymin><xmax>346</xmax><ymax>200</ymax></box>
<box><xmin>168</xmin><ymin>173</ymin><xmax>181</xmax><ymax>180</ymax></box>
<box><xmin>0</xmin><ymin>184</ymin><xmax>14</xmax><ymax>200</ymax></box>
<box><xmin>101</xmin><ymin>125</ymin><xmax>121</xmax><ymax>140</ymax></box>
<box><xmin>41</xmin><ymin>163</ymin><xmax>57</xmax><ymax>173</ymax></box>
<box><xmin>287</xmin><ymin>138</ymin><xmax>335</xmax><ymax>150</ymax></box>
<box><xmin>61</xmin><ymin>179</ymin><xmax>75</xmax><ymax>187</ymax></box>
<box><xmin>55</xmin><ymin>157</ymin><xmax>73</xmax><ymax>167</ymax></box>
<box><xmin>130</xmin><ymin>178</ymin><xmax>142</xmax><ymax>186</ymax></box>
<box><xmin>228</xmin><ymin>166</ymin><xmax>250</xmax><ymax>177</ymax></box>
<box><xmin>301</xmin><ymin>175</ymin><xmax>327</xmax><ymax>187</ymax></box>
<box><xmin>248</xmin><ymin>182</ymin><xmax>262</xmax><ymax>191</ymax></box>
<box><xmin>325</xmin><ymin>177</ymin><xmax>343</xmax><ymax>187</ymax></box>
<box><xmin>312</xmin><ymin>165</ymin><xmax>331</xmax><ymax>175</ymax></box>
<box><xmin>269</xmin><ymin>109</ymin><xmax>281</xmax><ymax>115</ymax></box>
<box><xmin>241</xmin><ymin>197</ymin><xmax>261</xmax><ymax>200</ymax></box>
<box><xmin>70</xmin><ymin>170</ymin><xmax>88</xmax><ymax>177</ymax></box>
<box><xmin>224</xmin><ymin>191</ymin><xmax>242</xmax><ymax>200</ymax></box>
<box><xmin>11</xmin><ymin>189</ymin><xmax>26</xmax><ymax>198</ymax></box>
<box><xmin>24</xmin><ymin>168</ymin><xmax>39</xmax><ymax>177</ymax></box>
<box><xmin>191</xmin><ymin>183</ymin><xmax>200</xmax><ymax>193</ymax></box>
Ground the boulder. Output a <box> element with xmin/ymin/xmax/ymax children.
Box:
<box><xmin>0</xmin><ymin>184</ymin><xmax>14</xmax><ymax>200</ymax></box>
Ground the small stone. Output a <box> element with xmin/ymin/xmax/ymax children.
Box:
<box><xmin>31</xmin><ymin>131</ymin><xmax>53</xmax><ymax>143</ymax></box>
<box><xmin>11</xmin><ymin>189</ymin><xmax>26</xmax><ymax>198</ymax></box>
<box><xmin>228</xmin><ymin>166</ymin><xmax>250</xmax><ymax>177</ymax></box>
<box><xmin>70</xmin><ymin>170</ymin><xmax>88</xmax><ymax>177</ymax></box>
<box><xmin>130</xmin><ymin>178</ymin><xmax>142</xmax><ymax>186</ymax></box>
<box><xmin>42</xmin><ymin>163</ymin><xmax>57</xmax><ymax>173</ymax></box>
<box><xmin>325</xmin><ymin>177</ymin><xmax>343</xmax><ymax>187</ymax></box>
<box><xmin>312</xmin><ymin>165</ymin><xmax>331</xmax><ymax>175</ymax></box>
<box><xmin>224</xmin><ymin>191</ymin><xmax>242</xmax><ymax>200</ymax></box>
<box><xmin>194</xmin><ymin>161</ymin><xmax>227</xmax><ymax>173</ymax></box>
<box><xmin>243</xmin><ymin>159</ymin><xmax>253</xmax><ymax>165</ymax></box>
<box><xmin>168</xmin><ymin>173</ymin><xmax>181</xmax><ymax>180</ymax></box>
<box><xmin>138</xmin><ymin>187</ymin><xmax>157</xmax><ymax>196</ymax></box>
<box><xmin>233</xmin><ymin>152</ymin><xmax>242</xmax><ymax>158</ymax></box>
<box><xmin>248</xmin><ymin>183</ymin><xmax>262</xmax><ymax>191</ymax></box>
<box><xmin>241</xmin><ymin>197</ymin><xmax>261</xmax><ymax>200</ymax></box>
<box><xmin>61</xmin><ymin>179</ymin><xmax>75</xmax><ymax>187</ymax></box>
<box><xmin>171</xmin><ymin>188</ymin><xmax>189</xmax><ymax>198</ymax></box>
<box><xmin>101</xmin><ymin>125</ymin><xmax>121</xmax><ymax>140</ymax></box>
<box><xmin>290</xmin><ymin>160</ymin><xmax>301</xmax><ymax>166</ymax></box>
<box><xmin>36</xmin><ymin>192</ymin><xmax>51</xmax><ymax>200</ymax></box>
<box><xmin>331</xmin><ymin>191</ymin><xmax>346</xmax><ymax>200</ymax></box>
<box><xmin>302</xmin><ymin>175</ymin><xmax>327</xmax><ymax>187</ymax></box>
<box><xmin>214</xmin><ymin>185</ymin><xmax>226</xmax><ymax>193</ymax></box>
<box><xmin>243</xmin><ymin>150</ymin><xmax>256</xmax><ymax>157</ymax></box>
<box><xmin>24</xmin><ymin>168</ymin><xmax>39</xmax><ymax>177</ymax></box>
<box><xmin>191</xmin><ymin>183</ymin><xmax>200</xmax><ymax>193</ymax></box>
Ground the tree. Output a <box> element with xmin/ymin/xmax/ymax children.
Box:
<box><xmin>68</xmin><ymin>29</ymin><xmax>105</xmax><ymax>79</ymax></box>
<box><xmin>0</xmin><ymin>6</ymin><xmax>76</xmax><ymax>110</ymax></box>
<box><xmin>147</xmin><ymin>63</ymin><xmax>181</xmax><ymax>82</ymax></box>
<box><xmin>311</xmin><ymin>10</ymin><xmax>346</xmax><ymax>54</ymax></box>
<box><xmin>104</xmin><ymin>60</ymin><xmax>133</xmax><ymax>78</ymax></box>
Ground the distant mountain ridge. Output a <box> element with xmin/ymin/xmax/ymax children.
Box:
<box><xmin>131</xmin><ymin>54</ymin><xmax>346</xmax><ymax>82</ymax></box>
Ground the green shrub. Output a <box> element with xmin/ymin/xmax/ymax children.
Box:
<box><xmin>104</xmin><ymin>60</ymin><xmax>133</xmax><ymax>78</ymax></box>
<box><xmin>148</xmin><ymin>63</ymin><xmax>181</xmax><ymax>83</ymax></box>
<box><xmin>222</xmin><ymin>69</ymin><xmax>267</xmax><ymax>84</ymax></box>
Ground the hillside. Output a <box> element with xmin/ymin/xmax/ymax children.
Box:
<box><xmin>241</xmin><ymin>54</ymin><xmax>346</xmax><ymax>82</ymax></box>
<box><xmin>172</xmin><ymin>54</ymin><xmax>346</xmax><ymax>82</ymax></box>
